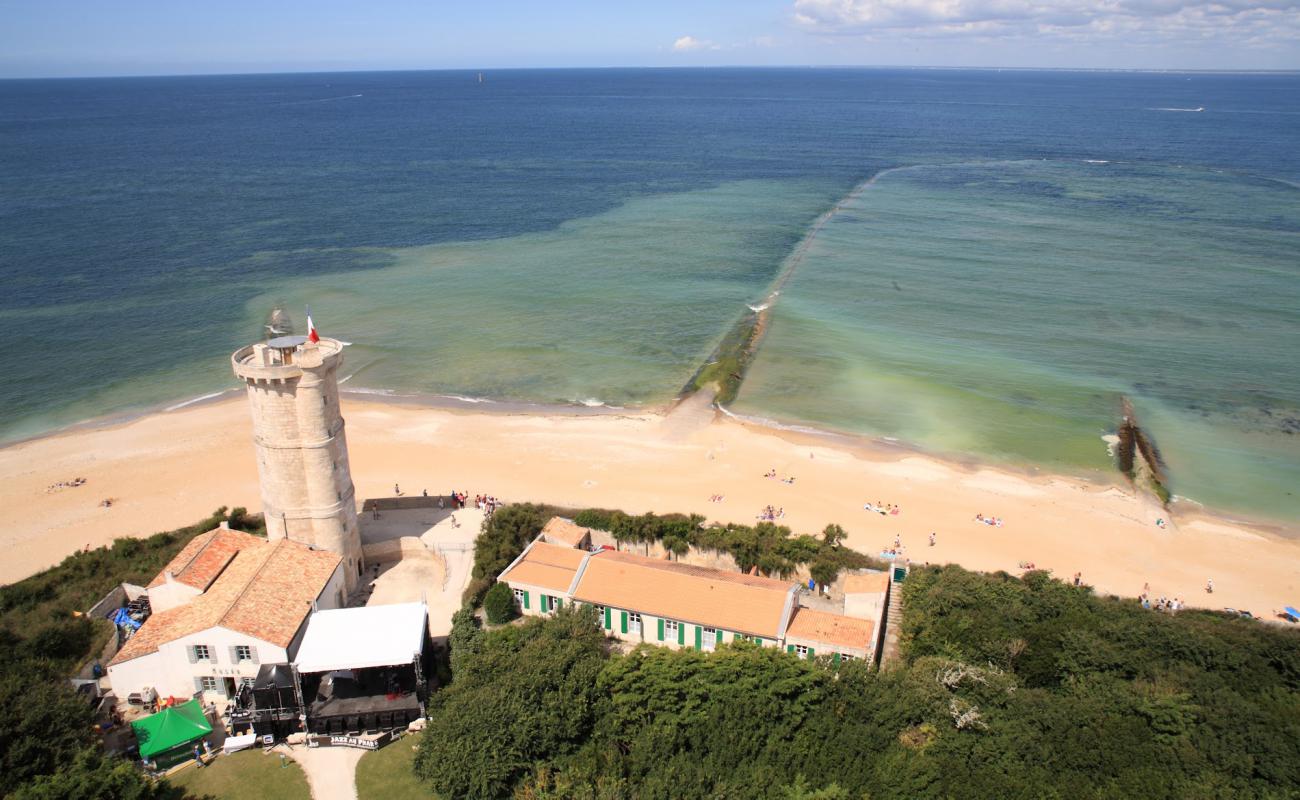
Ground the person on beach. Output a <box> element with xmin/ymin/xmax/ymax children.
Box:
<box><xmin>1206</xmin><ymin>578</ymin><xmax>1214</xmax><ymax>594</ymax></box>
<box><xmin>394</xmin><ymin>483</ymin><xmax>401</xmax><ymax>496</ymax></box>
<box><xmin>929</xmin><ymin>532</ymin><xmax>936</xmax><ymax>547</ymax></box>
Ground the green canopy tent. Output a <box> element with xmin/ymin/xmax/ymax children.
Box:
<box><xmin>131</xmin><ymin>699</ymin><xmax>213</xmax><ymax>766</ymax></box>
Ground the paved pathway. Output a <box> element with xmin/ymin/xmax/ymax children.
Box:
<box><xmin>285</xmin><ymin>745</ymin><xmax>365</xmax><ymax>800</ymax></box>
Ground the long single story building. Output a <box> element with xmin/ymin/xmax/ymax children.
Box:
<box><xmin>498</xmin><ymin>519</ymin><xmax>888</xmax><ymax>663</ymax></box>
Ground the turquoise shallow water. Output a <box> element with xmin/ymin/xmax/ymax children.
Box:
<box><xmin>735</xmin><ymin>161</ymin><xmax>1300</xmax><ymax>521</ymax></box>
<box><xmin>249</xmin><ymin>180</ymin><xmax>838</xmax><ymax>407</ymax></box>
<box><xmin>3</xmin><ymin>69</ymin><xmax>1299</xmax><ymax>525</ymax></box>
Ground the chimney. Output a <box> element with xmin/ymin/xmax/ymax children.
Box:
<box><xmin>219</xmin><ymin>520</ymin><xmax>230</xmax><ymax>530</ymax></box>
<box><xmin>164</xmin><ymin>570</ymin><xmax>176</xmax><ymax>585</ymax></box>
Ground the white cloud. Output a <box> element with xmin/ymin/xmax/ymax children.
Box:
<box><xmin>673</xmin><ymin>35</ymin><xmax>721</xmax><ymax>52</ymax></box>
<box><xmin>791</xmin><ymin>0</ymin><xmax>1300</xmax><ymax>48</ymax></box>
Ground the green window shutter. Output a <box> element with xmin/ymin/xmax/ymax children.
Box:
<box><xmin>754</xmin><ymin>637</ymin><xmax>762</xmax><ymax>646</ymax></box>
<box><xmin>555</xmin><ymin>597</ymin><xmax>562</xmax><ymax>610</ymax></box>
<box><xmin>695</xmin><ymin>626</ymin><xmax>702</xmax><ymax>651</ymax></box>
<box><xmin>620</xmin><ymin>611</ymin><xmax>628</xmax><ymax>634</ymax></box>
<box><xmin>808</xmin><ymin>647</ymin><xmax>815</xmax><ymax>658</ymax></box>
<box><xmin>657</xmin><ymin>618</ymin><xmax>665</xmax><ymax>642</ymax></box>
<box><xmin>787</xmin><ymin>644</ymin><xmax>796</xmax><ymax>654</ymax></box>
<box><xmin>833</xmin><ymin>652</ymin><xmax>841</xmax><ymax>666</ymax></box>
<box><xmin>523</xmin><ymin>590</ymin><xmax>530</xmax><ymax>610</ymax></box>
<box><xmin>604</xmin><ymin>607</ymin><xmax>612</xmax><ymax>630</ymax></box>
<box><xmin>677</xmin><ymin>622</ymin><xmax>685</xmax><ymax>646</ymax></box>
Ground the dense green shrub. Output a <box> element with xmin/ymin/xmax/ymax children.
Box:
<box><xmin>9</xmin><ymin>749</ymin><xmax>178</xmax><ymax>800</ymax></box>
<box><xmin>483</xmin><ymin>581</ymin><xmax>516</xmax><ymax>624</ymax></box>
<box><xmin>0</xmin><ymin>507</ymin><xmax>261</xmax><ymax>797</ymax></box>
<box><xmin>416</xmin><ymin>606</ymin><xmax>606</xmax><ymax>798</ymax></box>
<box><xmin>566</xmin><ymin>509</ymin><xmax>879</xmax><ymax>583</ymax></box>
<box><xmin>418</xmin><ymin>564</ymin><xmax>1300</xmax><ymax>800</ymax></box>
<box><xmin>465</xmin><ymin>503</ymin><xmax>570</xmax><ymax>606</ymax></box>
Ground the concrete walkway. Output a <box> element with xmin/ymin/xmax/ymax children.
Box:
<box><xmin>419</xmin><ymin>508</ymin><xmax>482</xmax><ymax>636</ymax></box>
<box><xmin>285</xmin><ymin>745</ymin><xmax>365</xmax><ymax>800</ymax></box>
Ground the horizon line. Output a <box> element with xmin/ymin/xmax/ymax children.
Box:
<box><xmin>4</xmin><ymin>63</ymin><xmax>1300</xmax><ymax>82</ymax></box>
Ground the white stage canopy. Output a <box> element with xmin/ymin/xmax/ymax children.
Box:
<box><xmin>294</xmin><ymin>602</ymin><xmax>428</xmax><ymax>674</ymax></box>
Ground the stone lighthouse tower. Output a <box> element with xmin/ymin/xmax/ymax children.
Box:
<box><xmin>231</xmin><ymin>317</ymin><xmax>363</xmax><ymax>591</ymax></box>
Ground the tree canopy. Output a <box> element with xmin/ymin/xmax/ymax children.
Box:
<box><xmin>417</xmin><ymin>562</ymin><xmax>1300</xmax><ymax>799</ymax></box>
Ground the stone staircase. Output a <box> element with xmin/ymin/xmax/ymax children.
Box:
<box><xmin>879</xmin><ymin>579</ymin><xmax>904</xmax><ymax>666</ymax></box>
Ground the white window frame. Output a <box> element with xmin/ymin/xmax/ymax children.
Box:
<box><xmin>841</xmin><ymin>653</ymin><xmax>856</xmax><ymax>662</ymax></box>
<box><xmin>665</xmin><ymin>619</ymin><xmax>679</xmax><ymax>638</ymax></box>
<box><xmin>594</xmin><ymin>605</ymin><xmax>606</xmax><ymax>626</ymax></box>
<box><xmin>628</xmin><ymin>612</ymin><xmax>642</xmax><ymax>635</ymax></box>
<box><xmin>199</xmin><ymin>676</ymin><xmax>219</xmax><ymax>692</ymax></box>
<box><xmin>703</xmin><ymin>627</ymin><xmax>718</xmax><ymax>652</ymax></box>
<box><xmin>794</xmin><ymin>644</ymin><xmax>809</xmax><ymax>659</ymax></box>
<box><xmin>513</xmin><ymin>588</ymin><xmax>525</xmax><ymax>606</ymax></box>
<box><xmin>239</xmin><ymin>677</ymin><xmax>256</xmax><ymax>690</ymax></box>
<box><xmin>193</xmin><ymin>644</ymin><xmax>211</xmax><ymax>662</ymax></box>
<box><xmin>234</xmin><ymin>645</ymin><xmax>253</xmax><ymax>662</ymax></box>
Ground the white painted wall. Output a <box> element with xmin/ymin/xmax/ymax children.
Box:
<box><xmin>108</xmin><ymin>626</ymin><xmax>289</xmax><ymax>702</ymax></box>
<box><xmin>110</xmin><ymin>565</ymin><xmax>346</xmax><ymax>702</ymax></box>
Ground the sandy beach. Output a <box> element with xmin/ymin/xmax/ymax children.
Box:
<box><xmin>2</xmin><ymin>393</ymin><xmax>1298</xmax><ymax>620</ymax></box>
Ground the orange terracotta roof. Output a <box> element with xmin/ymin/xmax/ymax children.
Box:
<box><xmin>842</xmin><ymin>572</ymin><xmax>891</xmax><ymax>594</ymax></box>
<box><xmin>112</xmin><ymin>537</ymin><xmax>340</xmax><ymax>666</ymax></box>
<box><xmin>541</xmin><ymin>517</ymin><xmax>590</xmax><ymax>547</ymax></box>
<box><xmin>498</xmin><ymin>541</ymin><xmax>586</xmax><ymax>593</ymax></box>
<box><xmin>785</xmin><ymin>606</ymin><xmax>875</xmax><ymax>652</ymax></box>
<box><xmin>147</xmin><ymin>528</ymin><xmax>266</xmax><ymax>590</ymax></box>
<box><xmin>571</xmin><ymin>550</ymin><xmax>793</xmax><ymax>638</ymax></box>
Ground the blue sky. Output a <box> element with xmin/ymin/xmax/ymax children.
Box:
<box><xmin>2</xmin><ymin>0</ymin><xmax>1297</xmax><ymax>77</ymax></box>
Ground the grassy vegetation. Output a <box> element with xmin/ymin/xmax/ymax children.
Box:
<box><xmin>0</xmin><ymin>505</ymin><xmax>264</xmax><ymax>675</ymax></box>
<box><xmin>356</xmin><ymin>737</ymin><xmax>436</xmax><ymax>800</ymax></box>
<box><xmin>0</xmin><ymin>508</ymin><xmax>265</xmax><ymax>798</ymax></box>
<box><xmin>165</xmin><ymin>749</ymin><xmax>310</xmax><ymax>800</ymax></box>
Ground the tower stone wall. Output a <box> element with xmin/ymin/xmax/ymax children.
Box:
<box><xmin>232</xmin><ymin>336</ymin><xmax>362</xmax><ymax>591</ymax></box>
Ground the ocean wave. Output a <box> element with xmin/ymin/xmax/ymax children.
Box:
<box><xmin>576</xmin><ymin>397</ymin><xmax>625</xmax><ymax>409</ymax></box>
<box><xmin>165</xmin><ymin>391</ymin><xmax>231</xmax><ymax>412</ymax></box>
<box><xmin>715</xmin><ymin>405</ymin><xmax>827</xmax><ymax>436</ymax></box>
<box><xmin>1149</xmin><ymin>107</ymin><xmax>1204</xmax><ymax>112</ymax></box>
<box><xmin>747</xmin><ymin>303</ymin><xmax>771</xmax><ymax>313</ymax></box>
<box><xmin>343</xmin><ymin>386</ymin><xmax>397</xmax><ymax>396</ymax></box>
<box><xmin>438</xmin><ymin>394</ymin><xmax>496</xmax><ymax>404</ymax></box>
<box><xmin>1083</xmin><ymin>159</ymin><xmax>1110</xmax><ymax>164</ymax></box>
<box><xmin>338</xmin><ymin>373</ymin><xmax>355</xmax><ymax>385</ymax></box>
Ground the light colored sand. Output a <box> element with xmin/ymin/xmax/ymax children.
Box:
<box><xmin>2</xmin><ymin>396</ymin><xmax>1299</xmax><ymax>621</ymax></box>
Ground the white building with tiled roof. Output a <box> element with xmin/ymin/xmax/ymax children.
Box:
<box><xmin>498</xmin><ymin>520</ymin><xmax>889</xmax><ymax>663</ymax></box>
<box><xmin>107</xmin><ymin>525</ymin><xmax>346</xmax><ymax>704</ymax></box>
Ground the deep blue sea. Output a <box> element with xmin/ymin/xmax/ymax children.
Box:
<box><xmin>1</xmin><ymin>69</ymin><xmax>1297</xmax><ymax>521</ymax></box>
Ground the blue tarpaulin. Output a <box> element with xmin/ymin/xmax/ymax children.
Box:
<box><xmin>111</xmin><ymin>608</ymin><xmax>141</xmax><ymax>631</ymax></box>
<box><xmin>1285</xmin><ymin>606</ymin><xmax>1300</xmax><ymax>619</ymax></box>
